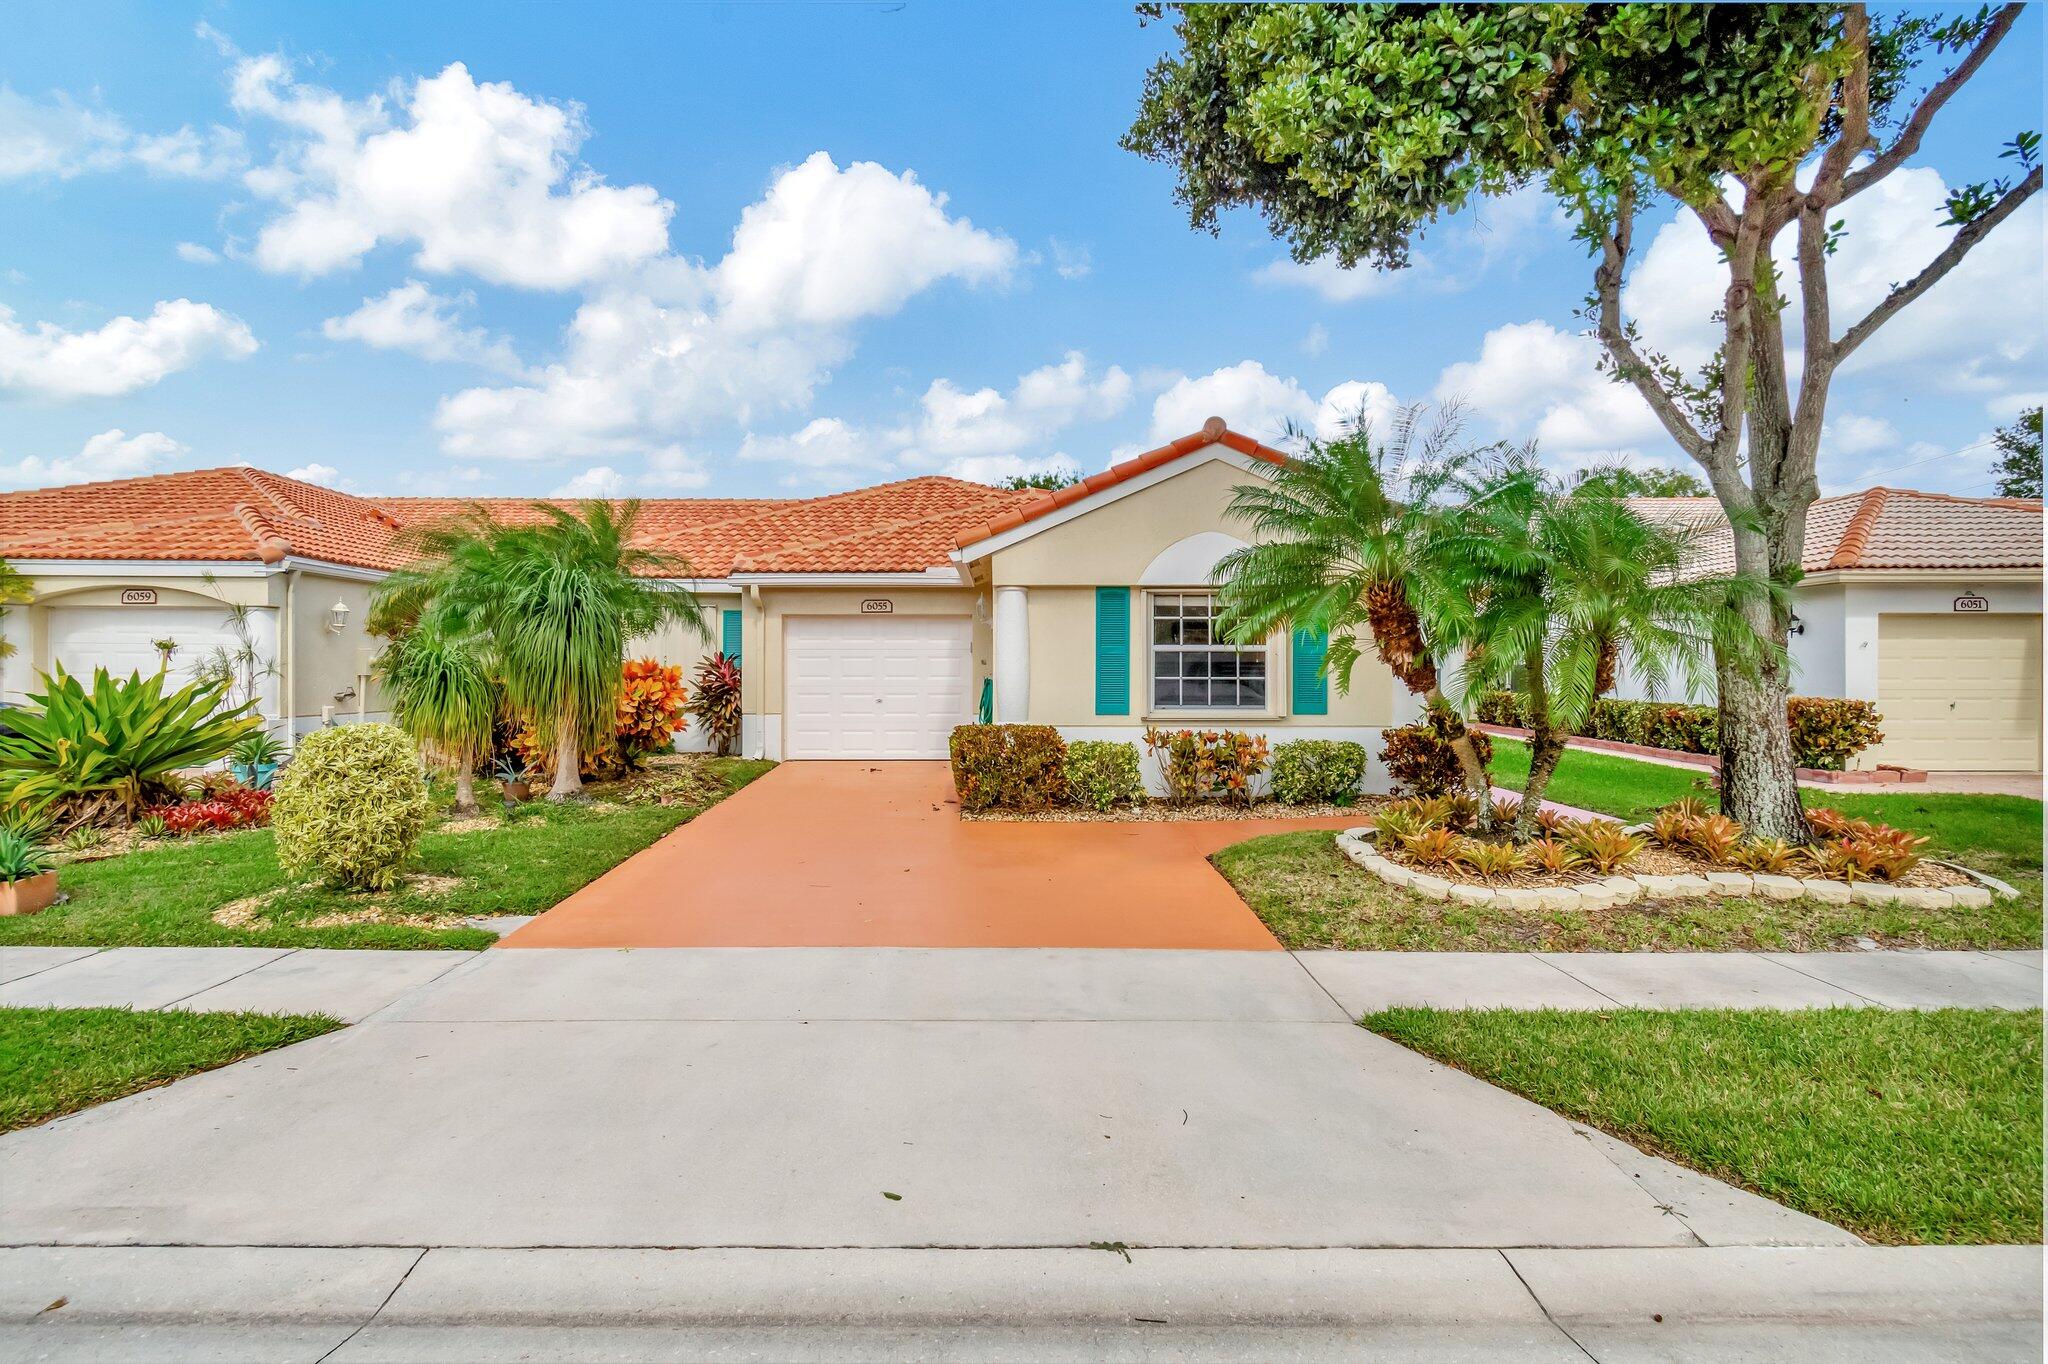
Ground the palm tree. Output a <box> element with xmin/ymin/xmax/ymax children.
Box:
<box><xmin>1214</xmin><ymin>406</ymin><xmax>1496</xmax><ymax>811</ymax></box>
<box><xmin>1444</xmin><ymin>454</ymin><xmax>1780</xmax><ymax>837</ymax></box>
<box><xmin>378</xmin><ymin>612</ymin><xmax>496</xmax><ymax>814</ymax></box>
<box><xmin>376</xmin><ymin>500</ymin><xmax>708</xmax><ymax>800</ymax></box>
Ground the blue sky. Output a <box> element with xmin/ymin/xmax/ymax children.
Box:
<box><xmin>2</xmin><ymin>1</ymin><xmax>2041</xmax><ymax>500</ymax></box>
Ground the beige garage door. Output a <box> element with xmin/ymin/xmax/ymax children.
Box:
<box><xmin>1875</xmin><ymin>613</ymin><xmax>2042</xmax><ymax>771</ymax></box>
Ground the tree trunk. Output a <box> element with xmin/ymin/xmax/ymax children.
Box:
<box><xmin>1421</xmin><ymin>686</ymin><xmax>1495</xmax><ymax>828</ymax></box>
<box><xmin>452</xmin><ymin>762</ymin><xmax>477</xmax><ymax>816</ymax></box>
<box><xmin>1512</xmin><ymin>648</ymin><xmax>1564</xmax><ymax>840</ymax></box>
<box><xmin>549</xmin><ymin>720</ymin><xmax>583</xmax><ymax>800</ymax></box>
<box><xmin>1716</xmin><ymin>435</ymin><xmax>1812</xmax><ymax>842</ymax></box>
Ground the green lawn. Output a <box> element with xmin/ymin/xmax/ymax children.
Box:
<box><xmin>1365</xmin><ymin>1006</ymin><xmax>2044</xmax><ymax>1245</ymax></box>
<box><xmin>0</xmin><ymin>758</ymin><xmax>773</xmax><ymax>950</ymax></box>
<box><xmin>0</xmin><ymin>1006</ymin><xmax>342</xmax><ymax>1133</ymax></box>
<box><xmin>1487</xmin><ymin>735</ymin><xmax>2043</xmax><ymax>893</ymax></box>
<box><xmin>1214</xmin><ymin>830</ymin><xmax>2041</xmax><ymax>951</ymax></box>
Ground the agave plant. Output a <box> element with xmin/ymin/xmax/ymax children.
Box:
<box><xmin>689</xmin><ymin>651</ymin><xmax>743</xmax><ymax>757</ymax></box>
<box><xmin>0</xmin><ymin>828</ymin><xmax>50</xmax><ymax>882</ymax></box>
<box><xmin>0</xmin><ymin>802</ymin><xmax>54</xmax><ymax>847</ymax></box>
<box><xmin>0</xmin><ymin>667</ymin><xmax>259</xmax><ymax>828</ymax></box>
<box><xmin>134</xmin><ymin>812</ymin><xmax>170</xmax><ymax>840</ymax></box>
<box><xmin>62</xmin><ymin>826</ymin><xmax>108</xmax><ymax>854</ymax></box>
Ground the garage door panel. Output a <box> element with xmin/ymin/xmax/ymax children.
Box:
<box><xmin>47</xmin><ymin>606</ymin><xmax>244</xmax><ymax>687</ymax></box>
<box><xmin>1875</xmin><ymin>613</ymin><xmax>2041</xmax><ymax>771</ymax></box>
<box><xmin>782</xmin><ymin>616</ymin><xmax>974</xmax><ymax>760</ymax></box>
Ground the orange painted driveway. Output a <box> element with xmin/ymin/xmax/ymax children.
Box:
<box><xmin>502</xmin><ymin>762</ymin><xmax>1362</xmax><ymax>949</ymax></box>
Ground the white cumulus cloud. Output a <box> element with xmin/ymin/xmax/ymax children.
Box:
<box><xmin>323</xmin><ymin>281</ymin><xmax>525</xmax><ymax>374</ymax></box>
<box><xmin>0</xmin><ymin>299</ymin><xmax>256</xmax><ymax>399</ymax></box>
<box><xmin>231</xmin><ymin>55</ymin><xmax>674</xmax><ymax>289</ymax></box>
<box><xmin>0</xmin><ymin>88</ymin><xmax>243</xmax><ymax>180</ymax></box>
<box><xmin>0</xmin><ymin>428</ymin><xmax>188</xmax><ymax>488</ymax></box>
<box><xmin>284</xmin><ymin>462</ymin><xmax>348</xmax><ymax>488</ymax></box>
<box><xmin>1149</xmin><ymin>361</ymin><xmax>1399</xmax><ymax>446</ymax></box>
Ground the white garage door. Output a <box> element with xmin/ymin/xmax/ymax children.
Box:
<box><xmin>783</xmin><ymin>615</ymin><xmax>974</xmax><ymax>759</ymax></box>
<box><xmin>47</xmin><ymin>605</ymin><xmax>244</xmax><ymax>687</ymax></box>
<box><xmin>1875</xmin><ymin>613</ymin><xmax>2043</xmax><ymax>771</ymax></box>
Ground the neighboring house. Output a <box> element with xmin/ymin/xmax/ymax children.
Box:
<box><xmin>1616</xmin><ymin>488</ymin><xmax>2044</xmax><ymax>772</ymax></box>
<box><xmin>0</xmin><ymin>419</ymin><xmax>1397</xmax><ymax>781</ymax></box>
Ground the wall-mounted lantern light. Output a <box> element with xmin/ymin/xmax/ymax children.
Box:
<box><xmin>327</xmin><ymin>600</ymin><xmax>351</xmax><ymax>634</ymax></box>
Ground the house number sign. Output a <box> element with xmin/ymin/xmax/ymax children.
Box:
<box><xmin>1953</xmin><ymin>595</ymin><xmax>1990</xmax><ymax>613</ymax></box>
<box><xmin>860</xmin><ymin>598</ymin><xmax>894</xmax><ymax>614</ymax></box>
<box><xmin>120</xmin><ymin>588</ymin><xmax>157</xmax><ymax>605</ymax></box>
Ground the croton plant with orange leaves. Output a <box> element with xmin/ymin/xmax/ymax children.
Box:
<box><xmin>510</xmin><ymin>657</ymin><xmax>689</xmax><ymax>779</ymax></box>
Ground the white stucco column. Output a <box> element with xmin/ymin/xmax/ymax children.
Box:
<box><xmin>993</xmin><ymin>586</ymin><xmax>1030</xmax><ymax>723</ymax></box>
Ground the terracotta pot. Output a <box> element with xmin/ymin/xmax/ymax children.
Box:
<box><xmin>503</xmin><ymin>780</ymin><xmax>532</xmax><ymax>803</ymax></box>
<box><xmin>0</xmin><ymin>871</ymin><xmax>58</xmax><ymax>916</ymax></box>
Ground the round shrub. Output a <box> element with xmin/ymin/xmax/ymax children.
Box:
<box><xmin>271</xmin><ymin>724</ymin><xmax>431</xmax><ymax>890</ymax></box>
<box><xmin>1270</xmin><ymin>739</ymin><xmax>1368</xmax><ymax>804</ymax></box>
<box><xmin>1064</xmin><ymin>740</ymin><xmax>1145</xmax><ymax>811</ymax></box>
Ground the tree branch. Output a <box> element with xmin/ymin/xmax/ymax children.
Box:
<box><xmin>1842</xmin><ymin>3</ymin><xmax>2024</xmax><ymax>200</ymax></box>
<box><xmin>1811</xmin><ymin>5</ymin><xmax>1873</xmax><ymax>199</ymax></box>
<box><xmin>1592</xmin><ymin>184</ymin><xmax>1712</xmax><ymax>465</ymax></box>
<box><xmin>1835</xmin><ymin>166</ymin><xmax>2041</xmax><ymax>362</ymax></box>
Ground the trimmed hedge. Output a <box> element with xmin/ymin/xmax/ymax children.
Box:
<box><xmin>948</xmin><ymin>724</ymin><xmax>1068</xmax><ymax>811</ymax></box>
<box><xmin>1270</xmin><ymin>739</ymin><xmax>1368</xmax><ymax>804</ymax></box>
<box><xmin>1379</xmin><ymin>710</ymin><xmax>1492</xmax><ymax>798</ymax></box>
<box><xmin>1064</xmin><ymin>740</ymin><xmax>1145</xmax><ymax>811</ymax></box>
<box><xmin>1472</xmin><ymin>689</ymin><xmax>1884</xmax><ymax>770</ymax></box>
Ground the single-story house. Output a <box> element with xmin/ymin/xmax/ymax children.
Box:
<box><xmin>1617</xmin><ymin>488</ymin><xmax>2043</xmax><ymax>772</ymax></box>
<box><xmin>0</xmin><ymin>419</ymin><xmax>1392</xmax><ymax>781</ymax></box>
<box><xmin>2</xmin><ymin>425</ymin><xmax>2036</xmax><ymax>777</ymax></box>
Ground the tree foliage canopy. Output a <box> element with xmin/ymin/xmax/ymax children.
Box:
<box><xmin>1993</xmin><ymin>406</ymin><xmax>2042</xmax><ymax>500</ymax></box>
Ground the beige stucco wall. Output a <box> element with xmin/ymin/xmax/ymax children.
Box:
<box><xmin>982</xmin><ymin>456</ymin><xmax>1395</xmax><ymax>729</ymax></box>
<box><xmin>629</xmin><ymin>598</ymin><xmax>730</xmax><ymax>676</ymax></box>
<box><xmin>285</xmin><ymin>571</ymin><xmax>388</xmax><ymax>725</ymax></box>
<box><xmin>989</xmin><ymin>459</ymin><xmax>1259</xmax><ymax>587</ymax></box>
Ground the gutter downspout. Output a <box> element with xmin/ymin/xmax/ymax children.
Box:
<box><xmin>749</xmin><ymin>582</ymin><xmax>765</xmax><ymax>760</ymax></box>
<box><xmin>279</xmin><ymin>570</ymin><xmax>295</xmax><ymax>750</ymax></box>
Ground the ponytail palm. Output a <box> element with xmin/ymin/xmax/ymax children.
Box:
<box><xmin>378</xmin><ymin>500</ymin><xmax>708</xmax><ymax>800</ymax></box>
<box><xmin>1214</xmin><ymin>407</ymin><xmax>1495</xmax><ymax>808</ymax></box>
<box><xmin>379</xmin><ymin>614</ymin><xmax>496</xmax><ymax>814</ymax></box>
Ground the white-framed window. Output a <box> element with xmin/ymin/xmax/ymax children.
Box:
<box><xmin>1150</xmin><ymin>591</ymin><xmax>1268</xmax><ymax>710</ymax></box>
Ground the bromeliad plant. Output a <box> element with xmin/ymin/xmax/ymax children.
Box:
<box><xmin>0</xmin><ymin>667</ymin><xmax>260</xmax><ymax>829</ymax></box>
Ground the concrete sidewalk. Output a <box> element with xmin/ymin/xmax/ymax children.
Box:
<box><xmin>0</xmin><ymin>944</ymin><xmax>2035</xmax><ymax>1018</ymax></box>
<box><xmin>1</xmin><ymin>1244</ymin><xmax>2037</xmax><ymax>1361</ymax></box>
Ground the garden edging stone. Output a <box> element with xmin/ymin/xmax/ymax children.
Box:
<box><xmin>1334</xmin><ymin>829</ymin><xmax>1976</xmax><ymax>912</ymax></box>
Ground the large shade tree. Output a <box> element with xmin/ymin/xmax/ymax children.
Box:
<box><xmin>1126</xmin><ymin>3</ymin><xmax>2040</xmax><ymax>839</ymax></box>
<box><xmin>375</xmin><ymin>502</ymin><xmax>708</xmax><ymax>800</ymax></box>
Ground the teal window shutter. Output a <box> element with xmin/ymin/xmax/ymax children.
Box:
<box><xmin>1094</xmin><ymin>587</ymin><xmax>1130</xmax><ymax>716</ymax></box>
<box><xmin>721</xmin><ymin>609</ymin><xmax>742</xmax><ymax>663</ymax></box>
<box><xmin>1291</xmin><ymin>628</ymin><xmax>1329</xmax><ymax>716</ymax></box>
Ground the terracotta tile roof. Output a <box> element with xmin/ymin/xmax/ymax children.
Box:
<box><xmin>0</xmin><ymin>465</ymin><xmax>1040</xmax><ymax>577</ymax></box>
<box><xmin>952</xmin><ymin>417</ymin><xmax>1288</xmax><ymax>549</ymax></box>
<box><xmin>1662</xmin><ymin>488</ymin><xmax>2044</xmax><ymax>576</ymax></box>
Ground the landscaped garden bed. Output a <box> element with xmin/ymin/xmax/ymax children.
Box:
<box><xmin>1339</xmin><ymin>793</ymin><xmax>1996</xmax><ymax>914</ymax></box>
<box><xmin>0</xmin><ymin>1005</ymin><xmax>342</xmax><ymax>1133</ymax></box>
<box><xmin>0</xmin><ymin>756</ymin><xmax>770</xmax><ymax>950</ymax></box>
<box><xmin>949</xmin><ymin>724</ymin><xmax>1371</xmax><ymax>820</ymax></box>
<box><xmin>1366</xmin><ymin>1006</ymin><xmax>2044</xmax><ymax>1245</ymax></box>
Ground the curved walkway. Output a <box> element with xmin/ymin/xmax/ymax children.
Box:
<box><xmin>500</xmin><ymin>762</ymin><xmax>1361</xmax><ymax>949</ymax></box>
